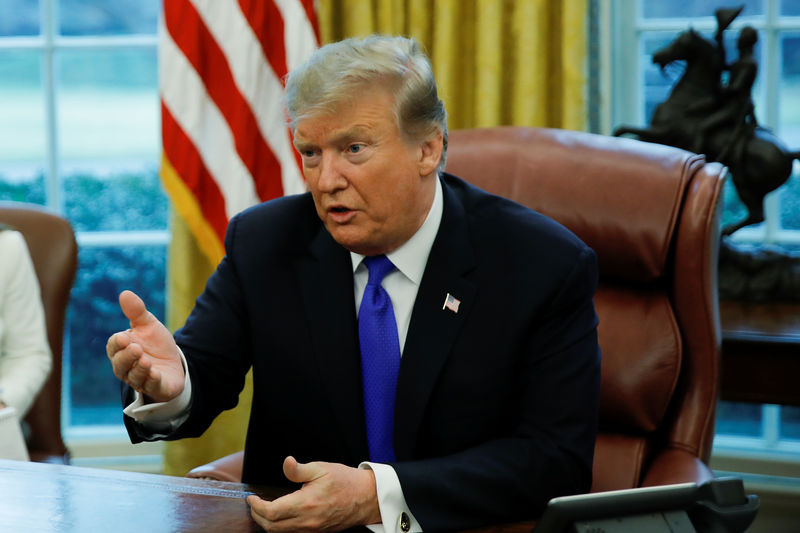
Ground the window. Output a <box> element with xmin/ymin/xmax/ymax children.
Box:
<box><xmin>609</xmin><ymin>0</ymin><xmax>800</xmax><ymax>456</ymax></box>
<box><xmin>0</xmin><ymin>0</ymin><xmax>167</xmax><ymax>454</ymax></box>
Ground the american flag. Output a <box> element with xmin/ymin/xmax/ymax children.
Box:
<box><xmin>159</xmin><ymin>0</ymin><xmax>319</xmax><ymax>264</ymax></box>
<box><xmin>443</xmin><ymin>293</ymin><xmax>461</xmax><ymax>313</ymax></box>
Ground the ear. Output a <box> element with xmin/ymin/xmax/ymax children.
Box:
<box><xmin>417</xmin><ymin>130</ymin><xmax>444</xmax><ymax>177</ymax></box>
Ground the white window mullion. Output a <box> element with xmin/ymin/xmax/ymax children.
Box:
<box><xmin>41</xmin><ymin>0</ymin><xmax>61</xmax><ymax>214</ymax></box>
<box><xmin>610</xmin><ymin>0</ymin><xmax>639</xmax><ymax>128</ymax></box>
<box><xmin>763</xmin><ymin>404</ymin><xmax>781</xmax><ymax>447</ymax></box>
<box><xmin>763</xmin><ymin>0</ymin><xmax>782</xmax><ymax>240</ymax></box>
<box><xmin>53</xmin><ymin>34</ymin><xmax>159</xmax><ymax>49</ymax></box>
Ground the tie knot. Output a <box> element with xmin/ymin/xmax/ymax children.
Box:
<box><xmin>363</xmin><ymin>255</ymin><xmax>395</xmax><ymax>286</ymax></box>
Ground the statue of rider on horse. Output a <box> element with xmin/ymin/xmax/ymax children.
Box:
<box><xmin>614</xmin><ymin>6</ymin><xmax>800</xmax><ymax>236</ymax></box>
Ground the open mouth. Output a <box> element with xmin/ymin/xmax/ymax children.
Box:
<box><xmin>326</xmin><ymin>205</ymin><xmax>355</xmax><ymax>223</ymax></box>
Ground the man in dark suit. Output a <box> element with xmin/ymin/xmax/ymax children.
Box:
<box><xmin>106</xmin><ymin>35</ymin><xmax>601</xmax><ymax>532</ymax></box>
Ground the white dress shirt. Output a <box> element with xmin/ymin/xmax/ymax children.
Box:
<box><xmin>0</xmin><ymin>230</ymin><xmax>52</xmax><ymax>418</ymax></box>
<box><xmin>127</xmin><ymin>178</ymin><xmax>443</xmax><ymax>533</ymax></box>
<box><xmin>352</xmin><ymin>177</ymin><xmax>442</xmax><ymax>533</ymax></box>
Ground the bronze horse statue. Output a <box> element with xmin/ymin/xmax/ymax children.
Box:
<box><xmin>614</xmin><ymin>24</ymin><xmax>800</xmax><ymax>236</ymax></box>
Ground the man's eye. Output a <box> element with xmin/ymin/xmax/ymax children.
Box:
<box><xmin>348</xmin><ymin>144</ymin><xmax>363</xmax><ymax>154</ymax></box>
<box><xmin>302</xmin><ymin>150</ymin><xmax>316</xmax><ymax>158</ymax></box>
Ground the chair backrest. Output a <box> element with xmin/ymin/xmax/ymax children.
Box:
<box><xmin>446</xmin><ymin>126</ymin><xmax>726</xmax><ymax>492</ymax></box>
<box><xmin>0</xmin><ymin>202</ymin><xmax>77</xmax><ymax>463</ymax></box>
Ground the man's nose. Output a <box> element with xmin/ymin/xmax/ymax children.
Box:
<box><xmin>316</xmin><ymin>152</ymin><xmax>348</xmax><ymax>192</ymax></box>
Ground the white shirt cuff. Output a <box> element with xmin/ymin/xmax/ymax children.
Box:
<box><xmin>360</xmin><ymin>461</ymin><xmax>422</xmax><ymax>533</ymax></box>
<box><xmin>122</xmin><ymin>348</ymin><xmax>192</xmax><ymax>433</ymax></box>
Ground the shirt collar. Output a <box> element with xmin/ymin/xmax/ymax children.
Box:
<box><xmin>350</xmin><ymin>176</ymin><xmax>444</xmax><ymax>285</ymax></box>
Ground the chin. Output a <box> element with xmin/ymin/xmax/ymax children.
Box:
<box><xmin>331</xmin><ymin>235</ymin><xmax>383</xmax><ymax>256</ymax></box>
<box><xmin>325</xmin><ymin>224</ymin><xmax>393</xmax><ymax>256</ymax></box>
<box><xmin>328</xmin><ymin>230</ymin><xmax>367</xmax><ymax>254</ymax></box>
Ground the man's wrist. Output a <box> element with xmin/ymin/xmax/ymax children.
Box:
<box><xmin>359</xmin><ymin>466</ymin><xmax>382</xmax><ymax>525</ymax></box>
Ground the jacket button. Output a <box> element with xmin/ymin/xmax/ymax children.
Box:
<box><xmin>399</xmin><ymin>512</ymin><xmax>410</xmax><ymax>532</ymax></box>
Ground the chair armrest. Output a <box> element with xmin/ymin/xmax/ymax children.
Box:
<box><xmin>186</xmin><ymin>451</ymin><xmax>244</xmax><ymax>483</ymax></box>
<box><xmin>641</xmin><ymin>448</ymin><xmax>714</xmax><ymax>487</ymax></box>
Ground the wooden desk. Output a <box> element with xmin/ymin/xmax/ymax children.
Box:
<box><xmin>0</xmin><ymin>460</ymin><xmax>533</xmax><ymax>533</ymax></box>
<box><xmin>720</xmin><ymin>300</ymin><xmax>800</xmax><ymax>406</ymax></box>
<box><xmin>0</xmin><ymin>459</ymin><xmax>285</xmax><ymax>532</ymax></box>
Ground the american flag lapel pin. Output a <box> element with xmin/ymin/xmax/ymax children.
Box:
<box><xmin>442</xmin><ymin>293</ymin><xmax>461</xmax><ymax>313</ymax></box>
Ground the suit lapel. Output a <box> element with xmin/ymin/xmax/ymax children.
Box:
<box><xmin>296</xmin><ymin>226</ymin><xmax>368</xmax><ymax>462</ymax></box>
<box><xmin>394</xmin><ymin>180</ymin><xmax>477</xmax><ymax>459</ymax></box>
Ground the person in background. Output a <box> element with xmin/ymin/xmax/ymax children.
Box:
<box><xmin>106</xmin><ymin>35</ymin><xmax>601</xmax><ymax>532</ymax></box>
<box><xmin>0</xmin><ymin>224</ymin><xmax>52</xmax><ymax>447</ymax></box>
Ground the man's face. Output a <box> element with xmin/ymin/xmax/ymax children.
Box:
<box><xmin>293</xmin><ymin>88</ymin><xmax>442</xmax><ymax>256</ymax></box>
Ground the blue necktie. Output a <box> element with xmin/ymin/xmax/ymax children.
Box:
<box><xmin>359</xmin><ymin>255</ymin><xmax>401</xmax><ymax>463</ymax></box>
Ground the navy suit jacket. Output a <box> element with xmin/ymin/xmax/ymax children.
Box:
<box><xmin>125</xmin><ymin>173</ymin><xmax>601</xmax><ymax>530</ymax></box>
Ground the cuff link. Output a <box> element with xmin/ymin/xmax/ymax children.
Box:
<box><xmin>399</xmin><ymin>511</ymin><xmax>410</xmax><ymax>532</ymax></box>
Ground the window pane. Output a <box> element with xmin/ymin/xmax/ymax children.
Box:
<box><xmin>67</xmin><ymin>244</ymin><xmax>166</xmax><ymax>426</ymax></box>
<box><xmin>640</xmin><ymin>28</ymin><xmax>766</xmax><ymax>232</ymax></box>
<box><xmin>781</xmin><ymin>0</ymin><xmax>800</xmax><ymax>16</ymax></box>
<box><xmin>0</xmin><ymin>0</ymin><xmax>40</xmax><ymax>37</ymax></box>
<box><xmin>721</xmin><ymin>176</ymin><xmax>748</xmax><ymax>230</ymax></box>
<box><xmin>642</xmin><ymin>0</ymin><xmax>763</xmax><ymax>19</ymax></box>
<box><xmin>779</xmin><ymin>33</ymin><xmax>800</xmax><ymax>230</ymax></box>
<box><xmin>781</xmin><ymin>405</ymin><xmax>800</xmax><ymax>439</ymax></box>
<box><xmin>642</xmin><ymin>33</ymin><xmax>678</xmax><ymax>123</ymax></box>
<box><xmin>57</xmin><ymin>48</ymin><xmax>164</xmax><ymax>231</ymax></box>
<box><xmin>780</xmin><ymin>33</ymin><xmax>800</xmax><ymax>146</ymax></box>
<box><xmin>58</xmin><ymin>0</ymin><xmax>160</xmax><ymax>36</ymax></box>
<box><xmin>64</xmin><ymin>166</ymin><xmax>168</xmax><ymax>232</ymax></box>
<box><xmin>0</xmin><ymin>50</ymin><xmax>46</xmax><ymax>205</ymax></box>
<box><xmin>716</xmin><ymin>401</ymin><xmax>763</xmax><ymax>436</ymax></box>
<box><xmin>57</xmin><ymin>48</ymin><xmax>158</xmax><ymax>160</ymax></box>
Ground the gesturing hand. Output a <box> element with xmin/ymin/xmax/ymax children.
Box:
<box><xmin>247</xmin><ymin>456</ymin><xmax>381</xmax><ymax>532</ymax></box>
<box><xmin>105</xmin><ymin>290</ymin><xmax>185</xmax><ymax>403</ymax></box>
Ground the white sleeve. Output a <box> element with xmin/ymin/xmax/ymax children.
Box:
<box><xmin>122</xmin><ymin>348</ymin><xmax>192</xmax><ymax>435</ymax></box>
<box><xmin>0</xmin><ymin>231</ymin><xmax>52</xmax><ymax>417</ymax></box>
<box><xmin>360</xmin><ymin>462</ymin><xmax>422</xmax><ymax>533</ymax></box>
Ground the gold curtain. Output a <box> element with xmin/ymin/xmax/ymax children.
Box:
<box><xmin>318</xmin><ymin>0</ymin><xmax>587</xmax><ymax>130</ymax></box>
<box><xmin>162</xmin><ymin>0</ymin><xmax>587</xmax><ymax>476</ymax></box>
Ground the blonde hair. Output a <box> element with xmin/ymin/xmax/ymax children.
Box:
<box><xmin>285</xmin><ymin>34</ymin><xmax>448</xmax><ymax>171</ymax></box>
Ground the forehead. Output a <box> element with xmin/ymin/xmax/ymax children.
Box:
<box><xmin>293</xmin><ymin>89</ymin><xmax>399</xmax><ymax>144</ymax></box>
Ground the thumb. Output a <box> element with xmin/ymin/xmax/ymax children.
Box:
<box><xmin>282</xmin><ymin>456</ymin><xmax>319</xmax><ymax>485</ymax></box>
<box><xmin>119</xmin><ymin>290</ymin><xmax>153</xmax><ymax>328</ymax></box>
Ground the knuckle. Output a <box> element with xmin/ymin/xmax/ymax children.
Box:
<box><xmin>262</xmin><ymin>507</ymin><xmax>281</xmax><ymax>522</ymax></box>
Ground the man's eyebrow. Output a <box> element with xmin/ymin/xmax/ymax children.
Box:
<box><xmin>293</xmin><ymin>138</ymin><xmax>314</xmax><ymax>150</ymax></box>
<box><xmin>329</xmin><ymin>126</ymin><xmax>373</xmax><ymax>145</ymax></box>
<box><xmin>294</xmin><ymin>125</ymin><xmax>375</xmax><ymax>150</ymax></box>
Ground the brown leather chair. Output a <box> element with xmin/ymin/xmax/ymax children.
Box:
<box><xmin>0</xmin><ymin>202</ymin><xmax>77</xmax><ymax>463</ymax></box>
<box><xmin>187</xmin><ymin>127</ymin><xmax>726</xmax><ymax>494</ymax></box>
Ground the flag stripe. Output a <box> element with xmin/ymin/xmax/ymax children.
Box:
<box><xmin>275</xmin><ymin>0</ymin><xmax>321</xmax><ymax>71</ymax></box>
<box><xmin>273</xmin><ymin>0</ymin><xmax>319</xmax><ymax>184</ymax></box>
<box><xmin>161</xmin><ymin>103</ymin><xmax>228</xmax><ymax>245</ymax></box>
<box><xmin>161</xmin><ymin>155</ymin><xmax>226</xmax><ymax>264</ymax></box>
<box><xmin>160</xmin><ymin>22</ymin><xmax>259</xmax><ymax>218</ymax></box>
<box><xmin>164</xmin><ymin>0</ymin><xmax>284</xmax><ymax>202</ymax></box>
<box><xmin>237</xmin><ymin>0</ymin><xmax>288</xmax><ymax>80</ymax></box>
<box><xmin>191</xmin><ymin>0</ymin><xmax>307</xmax><ymax>197</ymax></box>
<box><xmin>160</xmin><ymin>0</ymin><xmax>318</xmax><ymax>263</ymax></box>
<box><xmin>298</xmin><ymin>0</ymin><xmax>321</xmax><ymax>45</ymax></box>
